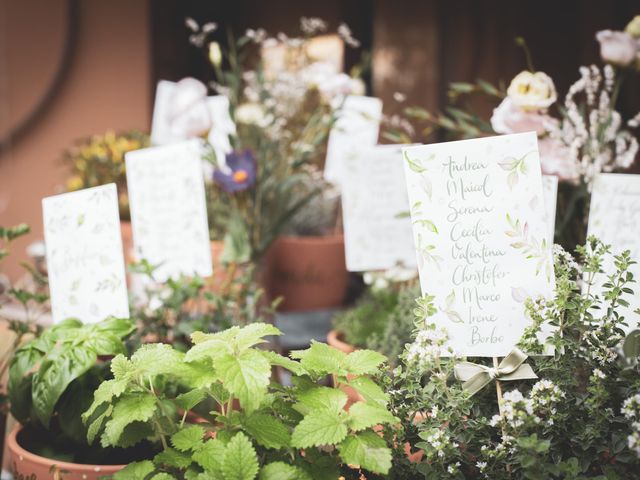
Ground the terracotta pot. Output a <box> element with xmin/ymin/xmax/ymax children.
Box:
<box><xmin>7</xmin><ymin>425</ymin><xmax>125</xmax><ymax>480</ymax></box>
<box><xmin>327</xmin><ymin>330</ymin><xmax>362</xmax><ymax>407</ymax></box>
<box><xmin>120</xmin><ymin>221</ymin><xmax>134</xmax><ymax>268</ymax></box>
<box><xmin>264</xmin><ymin>234</ymin><xmax>349</xmax><ymax>312</ymax></box>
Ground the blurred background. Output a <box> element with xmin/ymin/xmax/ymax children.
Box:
<box><xmin>1</xmin><ymin>0</ymin><xmax>639</xmax><ymax>278</ymax></box>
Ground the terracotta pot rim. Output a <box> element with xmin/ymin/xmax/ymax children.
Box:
<box><xmin>7</xmin><ymin>424</ymin><xmax>126</xmax><ymax>473</ymax></box>
<box><xmin>327</xmin><ymin>329</ymin><xmax>357</xmax><ymax>354</ymax></box>
<box><xmin>276</xmin><ymin>233</ymin><xmax>344</xmax><ymax>246</ymax></box>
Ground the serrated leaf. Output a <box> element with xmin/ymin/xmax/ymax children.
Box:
<box><xmin>344</xmin><ymin>350</ymin><xmax>387</xmax><ymax>375</ymax></box>
<box><xmin>154</xmin><ymin>447</ymin><xmax>192</xmax><ymax>469</ymax></box>
<box><xmin>338</xmin><ymin>431</ymin><xmax>392</xmax><ymax>475</ymax></box>
<box><xmin>260</xmin><ymin>350</ymin><xmax>307</xmax><ymax>376</ymax></box>
<box><xmin>222</xmin><ymin>432</ymin><xmax>259</xmax><ymax>480</ymax></box>
<box><xmin>102</xmin><ymin>393</ymin><xmax>156</xmax><ymax>447</ymax></box>
<box><xmin>113</xmin><ymin>460</ymin><xmax>155</xmax><ymax>480</ymax></box>
<box><xmin>234</xmin><ymin>323</ymin><xmax>281</xmax><ymax>350</ymax></box>
<box><xmin>291</xmin><ymin>410</ymin><xmax>348</xmax><ymax>448</ymax></box>
<box><xmin>172</xmin><ymin>425</ymin><xmax>205</xmax><ymax>451</ymax></box>
<box><xmin>243</xmin><ymin>412</ymin><xmax>290</xmax><ymax>449</ymax></box>
<box><xmin>295</xmin><ymin>386</ymin><xmax>348</xmax><ymax>415</ymax></box>
<box><xmin>259</xmin><ymin>462</ymin><xmax>311</xmax><ymax>480</ymax></box>
<box><xmin>193</xmin><ymin>438</ymin><xmax>226</xmax><ymax>473</ymax></box>
<box><xmin>151</xmin><ymin>474</ymin><xmax>176</xmax><ymax>480</ymax></box>
<box><xmin>291</xmin><ymin>341</ymin><xmax>347</xmax><ymax>376</ymax></box>
<box><xmin>83</xmin><ymin>377</ymin><xmax>128</xmax><ymax>422</ymax></box>
<box><xmin>347</xmin><ymin>402</ymin><xmax>397</xmax><ymax>432</ymax></box>
<box><xmin>347</xmin><ymin>377</ymin><xmax>388</xmax><ymax>406</ymax></box>
<box><xmin>217</xmin><ymin>349</ymin><xmax>271</xmax><ymax>413</ymax></box>
<box><xmin>131</xmin><ymin>343</ymin><xmax>185</xmax><ymax>377</ymax></box>
<box><xmin>86</xmin><ymin>404</ymin><xmax>113</xmax><ymax>444</ymax></box>
<box><xmin>185</xmin><ymin>338</ymin><xmax>233</xmax><ymax>363</ymax></box>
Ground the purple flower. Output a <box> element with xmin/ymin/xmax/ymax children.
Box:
<box><xmin>213</xmin><ymin>149</ymin><xmax>257</xmax><ymax>193</ymax></box>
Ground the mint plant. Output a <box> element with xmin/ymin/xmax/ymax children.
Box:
<box><xmin>84</xmin><ymin>323</ymin><xmax>397</xmax><ymax>479</ymax></box>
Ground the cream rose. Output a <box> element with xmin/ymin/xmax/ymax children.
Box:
<box><xmin>625</xmin><ymin>16</ymin><xmax>640</xmax><ymax>38</ymax></box>
<box><xmin>506</xmin><ymin>71</ymin><xmax>557</xmax><ymax>111</ymax></box>
<box><xmin>596</xmin><ymin>30</ymin><xmax>638</xmax><ymax>67</ymax></box>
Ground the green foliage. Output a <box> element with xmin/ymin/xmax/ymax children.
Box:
<box><xmin>333</xmin><ymin>282</ymin><xmax>420</xmax><ymax>365</ymax></box>
<box><xmin>381</xmin><ymin>238</ymin><xmax>640</xmax><ymax>478</ymax></box>
<box><xmin>89</xmin><ymin>323</ymin><xmax>395</xmax><ymax>478</ymax></box>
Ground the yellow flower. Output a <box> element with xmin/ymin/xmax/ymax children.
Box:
<box><xmin>506</xmin><ymin>71</ymin><xmax>557</xmax><ymax>111</ymax></box>
<box><xmin>209</xmin><ymin>41</ymin><xmax>222</xmax><ymax>67</ymax></box>
<box><xmin>66</xmin><ymin>175</ymin><xmax>84</xmax><ymax>191</ymax></box>
<box><xmin>626</xmin><ymin>16</ymin><xmax>640</xmax><ymax>38</ymax></box>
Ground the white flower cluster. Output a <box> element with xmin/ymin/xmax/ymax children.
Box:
<box><xmin>582</xmin><ymin>320</ymin><xmax>623</xmax><ymax>366</ymax></box>
<box><xmin>553</xmin><ymin>244</ymin><xmax>581</xmax><ymax>275</ymax></box>
<box><xmin>300</xmin><ymin>17</ymin><xmax>328</xmax><ymax>35</ymax></box>
<box><xmin>406</xmin><ymin>324</ymin><xmax>449</xmax><ymax>368</ymax></box>
<box><xmin>491</xmin><ymin>381</ymin><xmax>564</xmax><ymax>432</ymax></box>
<box><xmin>363</xmin><ymin>265</ymin><xmax>418</xmax><ymax>290</ymax></box>
<box><xmin>420</xmin><ymin>427</ymin><xmax>459</xmax><ymax>459</ymax></box>
<box><xmin>555</xmin><ymin>64</ymin><xmax>639</xmax><ymax>187</ymax></box>
<box><xmin>622</xmin><ymin>394</ymin><xmax>640</xmax><ymax>457</ymax></box>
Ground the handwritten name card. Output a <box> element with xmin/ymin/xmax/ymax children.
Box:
<box><xmin>587</xmin><ymin>173</ymin><xmax>640</xmax><ymax>331</ymax></box>
<box><xmin>43</xmin><ymin>184</ymin><xmax>130</xmax><ymax>323</ymax></box>
<box><xmin>126</xmin><ymin>139</ymin><xmax>213</xmax><ymax>282</ymax></box>
<box><xmin>542</xmin><ymin>175</ymin><xmax>559</xmax><ymax>245</ymax></box>
<box><xmin>324</xmin><ymin>95</ymin><xmax>382</xmax><ymax>187</ymax></box>
<box><xmin>403</xmin><ymin>132</ymin><xmax>555</xmax><ymax>356</ymax></box>
<box><xmin>341</xmin><ymin>144</ymin><xmax>417</xmax><ymax>271</ymax></box>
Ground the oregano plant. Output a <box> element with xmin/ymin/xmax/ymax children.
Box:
<box><xmin>84</xmin><ymin>323</ymin><xmax>397</xmax><ymax>479</ymax></box>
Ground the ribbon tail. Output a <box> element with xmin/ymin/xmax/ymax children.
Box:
<box><xmin>462</xmin><ymin>371</ymin><xmax>493</xmax><ymax>396</ymax></box>
<box><xmin>500</xmin><ymin>363</ymin><xmax>538</xmax><ymax>382</ymax></box>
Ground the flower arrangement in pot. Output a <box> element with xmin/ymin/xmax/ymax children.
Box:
<box><xmin>6</xmin><ymin>316</ymin><xmax>157</xmax><ymax>479</ymax></box>
<box><xmin>183</xmin><ymin>17</ymin><xmax>365</xmax><ymax>309</ymax></box>
<box><xmin>378</xmin><ymin>239</ymin><xmax>640</xmax><ymax>478</ymax></box>
<box><xmin>62</xmin><ymin>130</ymin><xmax>150</xmax><ymax>264</ymax></box>
<box><xmin>83</xmin><ymin>322</ymin><xmax>397</xmax><ymax>479</ymax></box>
<box><xmin>388</xmin><ymin>15</ymin><xmax>640</xmax><ymax>252</ymax></box>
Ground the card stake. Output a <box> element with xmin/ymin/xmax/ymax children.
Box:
<box><xmin>587</xmin><ymin>173</ymin><xmax>640</xmax><ymax>331</ymax></box>
<box><xmin>402</xmin><ymin>132</ymin><xmax>555</xmax><ymax>358</ymax></box>
<box><xmin>126</xmin><ymin>139</ymin><xmax>213</xmax><ymax>282</ymax></box>
<box><xmin>42</xmin><ymin>184</ymin><xmax>130</xmax><ymax>324</ymax></box>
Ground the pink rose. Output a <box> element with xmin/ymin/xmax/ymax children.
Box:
<box><xmin>596</xmin><ymin>30</ymin><xmax>638</xmax><ymax>67</ymax></box>
<box><xmin>538</xmin><ymin>137</ymin><xmax>579</xmax><ymax>182</ymax></box>
<box><xmin>491</xmin><ymin>98</ymin><xmax>557</xmax><ymax>135</ymax></box>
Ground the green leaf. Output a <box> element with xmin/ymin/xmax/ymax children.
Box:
<box><xmin>291</xmin><ymin>410</ymin><xmax>348</xmax><ymax>448</ymax></box>
<box><xmin>344</xmin><ymin>350</ymin><xmax>387</xmax><ymax>375</ymax></box>
<box><xmin>102</xmin><ymin>393</ymin><xmax>156</xmax><ymax>447</ymax></box>
<box><xmin>185</xmin><ymin>338</ymin><xmax>232</xmax><ymax>363</ymax></box>
<box><xmin>338</xmin><ymin>431</ymin><xmax>392</xmax><ymax>475</ymax></box>
<box><xmin>151</xmin><ymin>474</ymin><xmax>176</xmax><ymax>480</ymax></box>
<box><xmin>347</xmin><ymin>402</ymin><xmax>397</xmax><ymax>431</ymax></box>
<box><xmin>259</xmin><ymin>462</ymin><xmax>311</xmax><ymax>480</ymax></box>
<box><xmin>131</xmin><ymin>343</ymin><xmax>185</xmax><ymax>377</ymax></box>
<box><xmin>172</xmin><ymin>425</ymin><xmax>205</xmax><ymax>452</ymax></box>
<box><xmin>193</xmin><ymin>438</ymin><xmax>226</xmax><ymax>474</ymax></box>
<box><xmin>83</xmin><ymin>377</ymin><xmax>128</xmax><ymax>421</ymax></box>
<box><xmin>347</xmin><ymin>377</ymin><xmax>388</xmax><ymax>406</ymax></box>
<box><xmin>222</xmin><ymin>432</ymin><xmax>259</xmax><ymax>480</ymax></box>
<box><xmin>234</xmin><ymin>323</ymin><xmax>281</xmax><ymax>350</ymax></box>
<box><xmin>623</xmin><ymin>330</ymin><xmax>640</xmax><ymax>359</ymax></box>
<box><xmin>154</xmin><ymin>447</ymin><xmax>192</xmax><ymax>469</ymax></box>
<box><xmin>414</xmin><ymin>219</ymin><xmax>438</xmax><ymax>234</ymax></box>
<box><xmin>243</xmin><ymin>412</ymin><xmax>291</xmax><ymax>449</ymax></box>
<box><xmin>113</xmin><ymin>460</ymin><xmax>155</xmax><ymax>480</ymax></box>
<box><xmin>259</xmin><ymin>350</ymin><xmax>307</xmax><ymax>376</ymax></box>
<box><xmin>295</xmin><ymin>386</ymin><xmax>347</xmax><ymax>415</ymax></box>
<box><xmin>291</xmin><ymin>341</ymin><xmax>347</xmax><ymax>376</ymax></box>
<box><xmin>175</xmin><ymin>389</ymin><xmax>207</xmax><ymax>412</ymax></box>
<box><xmin>403</xmin><ymin>150</ymin><xmax>426</xmax><ymax>173</ymax></box>
<box><xmin>216</xmin><ymin>349</ymin><xmax>271</xmax><ymax>413</ymax></box>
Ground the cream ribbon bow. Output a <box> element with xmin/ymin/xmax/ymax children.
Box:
<box><xmin>454</xmin><ymin>348</ymin><xmax>537</xmax><ymax>396</ymax></box>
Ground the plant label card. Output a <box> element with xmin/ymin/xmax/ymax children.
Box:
<box><xmin>126</xmin><ymin>139</ymin><xmax>213</xmax><ymax>282</ymax></box>
<box><xmin>587</xmin><ymin>173</ymin><xmax>640</xmax><ymax>331</ymax></box>
<box><xmin>42</xmin><ymin>184</ymin><xmax>130</xmax><ymax>324</ymax></box>
<box><xmin>341</xmin><ymin>144</ymin><xmax>417</xmax><ymax>272</ymax></box>
<box><xmin>403</xmin><ymin>132</ymin><xmax>555</xmax><ymax>357</ymax></box>
<box><xmin>542</xmin><ymin>175</ymin><xmax>558</xmax><ymax>245</ymax></box>
<box><xmin>324</xmin><ymin>95</ymin><xmax>382</xmax><ymax>188</ymax></box>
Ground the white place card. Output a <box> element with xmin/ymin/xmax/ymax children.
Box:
<box><xmin>341</xmin><ymin>144</ymin><xmax>417</xmax><ymax>272</ymax></box>
<box><xmin>324</xmin><ymin>95</ymin><xmax>382</xmax><ymax>187</ymax></box>
<box><xmin>126</xmin><ymin>139</ymin><xmax>213</xmax><ymax>282</ymax></box>
<box><xmin>403</xmin><ymin>132</ymin><xmax>555</xmax><ymax>356</ymax></box>
<box><xmin>587</xmin><ymin>173</ymin><xmax>640</xmax><ymax>331</ymax></box>
<box><xmin>542</xmin><ymin>175</ymin><xmax>558</xmax><ymax>245</ymax></box>
<box><xmin>42</xmin><ymin>184</ymin><xmax>130</xmax><ymax>324</ymax></box>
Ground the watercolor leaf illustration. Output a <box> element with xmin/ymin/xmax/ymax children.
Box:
<box><xmin>416</xmin><ymin>233</ymin><xmax>443</xmax><ymax>271</ymax></box>
<box><xmin>505</xmin><ymin>213</ymin><xmax>552</xmax><ymax>281</ymax></box>
<box><xmin>403</xmin><ymin>150</ymin><xmax>426</xmax><ymax>173</ymax></box>
<box><xmin>498</xmin><ymin>151</ymin><xmax>535</xmax><ymax>189</ymax></box>
<box><xmin>441</xmin><ymin>290</ymin><xmax>464</xmax><ymax>324</ymax></box>
<box><xmin>511</xmin><ymin>286</ymin><xmax>530</xmax><ymax>303</ymax></box>
<box><xmin>414</xmin><ymin>219</ymin><xmax>438</xmax><ymax>234</ymax></box>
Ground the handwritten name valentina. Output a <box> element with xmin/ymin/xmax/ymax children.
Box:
<box><xmin>443</xmin><ymin>156</ymin><xmax>507</xmax><ymax>347</ymax></box>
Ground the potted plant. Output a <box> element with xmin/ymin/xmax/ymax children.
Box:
<box><xmin>84</xmin><ymin>322</ymin><xmax>397</xmax><ymax>478</ymax></box>
<box><xmin>379</xmin><ymin>238</ymin><xmax>640</xmax><ymax>478</ymax></box>
<box><xmin>5</xmin><ymin>316</ymin><xmax>157</xmax><ymax>479</ymax></box>
<box><xmin>62</xmin><ymin>129</ymin><xmax>150</xmax><ymax>265</ymax></box>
